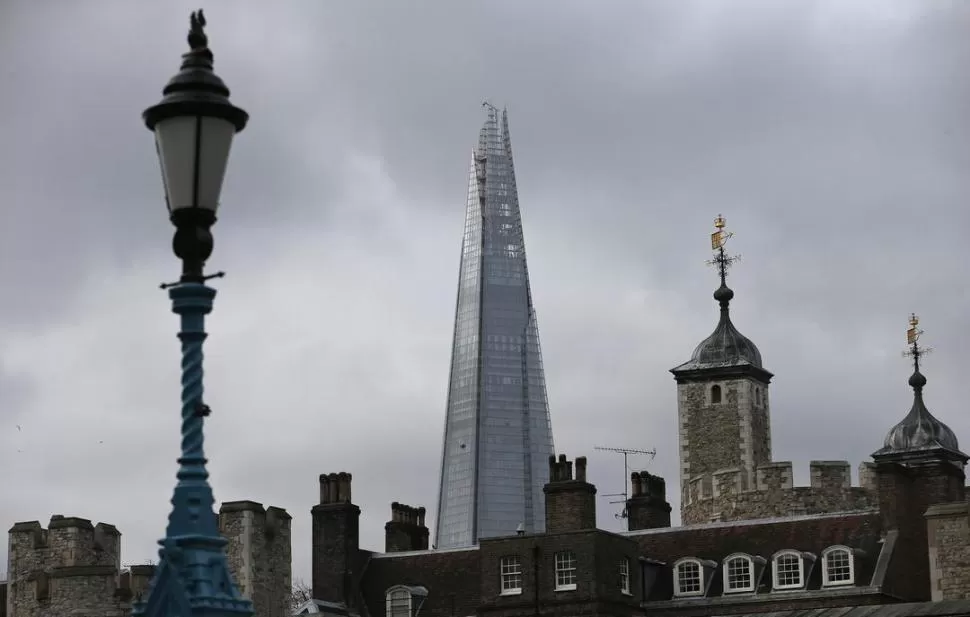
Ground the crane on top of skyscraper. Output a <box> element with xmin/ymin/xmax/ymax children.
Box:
<box><xmin>594</xmin><ymin>446</ymin><xmax>657</xmax><ymax>520</ymax></box>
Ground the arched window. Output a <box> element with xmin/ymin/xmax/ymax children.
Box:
<box><xmin>722</xmin><ymin>554</ymin><xmax>755</xmax><ymax>593</ymax></box>
<box><xmin>710</xmin><ymin>385</ymin><xmax>722</xmax><ymax>404</ymax></box>
<box><xmin>772</xmin><ymin>551</ymin><xmax>804</xmax><ymax>590</ymax></box>
<box><xmin>673</xmin><ymin>558</ymin><xmax>704</xmax><ymax>597</ymax></box>
<box><xmin>386</xmin><ymin>588</ymin><xmax>411</xmax><ymax>617</ymax></box>
<box><xmin>755</xmin><ymin>388</ymin><xmax>761</xmax><ymax>406</ymax></box>
<box><xmin>821</xmin><ymin>546</ymin><xmax>855</xmax><ymax>586</ymax></box>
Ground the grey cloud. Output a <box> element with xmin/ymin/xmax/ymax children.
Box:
<box><xmin>1</xmin><ymin>0</ymin><xmax>968</xmax><ymax>586</ymax></box>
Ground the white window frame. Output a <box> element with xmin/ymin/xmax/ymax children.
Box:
<box><xmin>619</xmin><ymin>557</ymin><xmax>631</xmax><ymax>595</ymax></box>
<box><xmin>821</xmin><ymin>546</ymin><xmax>855</xmax><ymax>587</ymax></box>
<box><xmin>772</xmin><ymin>550</ymin><xmax>804</xmax><ymax>590</ymax></box>
<box><xmin>722</xmin><ymin>553</ymin><xmax>755</xmax><ymax>593</ymax></box>
<box><xmin>554</xmin><ymin>550</ymin><xmax>577</xmax><ymax>591</ymax></box>
<box><xmin>500</xmin><ymin>555</ymin><xmax>523</xmax><ymax>595</ymax></box>
<box><xmin>673</xmin><ymin>558</ymin><xmax>704</xmax><ymax>598</ymax></box>
<box><xmin>385</xmin><ymin>587</ymin><xmax>412</xmax><ymax>617</ymax></box>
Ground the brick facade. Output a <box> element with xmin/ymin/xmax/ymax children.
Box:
<box><xmin>306</xmin><ymin>450</ymin><xmax>970</xmax><ymax>617</ymax></box>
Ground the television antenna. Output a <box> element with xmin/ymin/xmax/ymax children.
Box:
<box><xmin>594</xmin><ymin>446</ymin><xmax>657</xmax><ymax>519</ymax></box>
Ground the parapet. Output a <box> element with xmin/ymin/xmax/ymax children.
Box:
<box><xmin>220</xmin><ymin>501</ymin><xmax>293</xmax><ymax>541</ymax></box>
<box><xmin>319</xmin><ymin>472</ymin><xmax>353</xmax><ymax>505</ymax></box>
<box><xmin>8</xmin><ymin>515</ymin><xmax>121</xmax><ymax>571</ymax></box>
<box><xmin>684</xmin><ymin>460</ymin><xmax>878</xmax><ymax>525</ymax></box>
<box><xmin>548</xmin><ymin>454</ymin><xmax>588</xmax><ymax>483</ymax></box>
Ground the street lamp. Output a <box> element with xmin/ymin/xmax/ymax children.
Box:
<box><xmin>132</xmin><ymin>10</ymin><xmax>252</xmax><ymax>617</ymax></box>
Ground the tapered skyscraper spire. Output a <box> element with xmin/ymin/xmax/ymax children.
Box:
<box><xmin>434</xmin><ymin>104</ymin><xmax>556</xmax><ymax>549</ymax></box>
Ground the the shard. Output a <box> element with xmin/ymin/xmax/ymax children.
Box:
<box><xmin>434</xmin><ymin>104</ymin><xmax>556</xmax><ymax>549</ymax></box>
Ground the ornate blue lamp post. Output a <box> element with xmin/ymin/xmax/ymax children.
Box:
<box><xmin>132</xmin><ymin>10</ymin><xmax>253</xmax><ymax>617</ymax></box>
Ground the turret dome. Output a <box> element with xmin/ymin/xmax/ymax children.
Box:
<box><xmin>673</xmin><ymin>284</ymin><xmax>763</xmax><ymax>372</ymax></box>
<box><xmin>877</xmin><ymin>369</ymin><xmax>961</xmax><ymax>456</ymax></box>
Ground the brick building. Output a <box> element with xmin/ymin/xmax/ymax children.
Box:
<box><xmin>299</xmin><ymin>282</ymin><xmax>970</xmax><ymax>617</ymax></box>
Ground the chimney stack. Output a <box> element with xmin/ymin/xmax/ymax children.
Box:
<box><xmin>543</xmin><ymin>454</ymin><xmax>596</xmax><ymax>533</ymax></box>
<box><xmin>384</xmin><ymin>502</ymin><xmax>430</xmax><ymax>553</ymax></box>
<box><xmin>626</xmin><ymin>471</ymin><xmax>672</xmax><ymax>531</ymax></box>
<box><xmin>312</xmin><ymin>472</ymin><xmax>360</xmax><ymax>607</ymax></box>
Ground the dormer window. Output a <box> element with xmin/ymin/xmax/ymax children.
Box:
<box><xmin>710</xmin><ymin>385</ymin><xmax>722</xmax><ymax>404</ymax></box>
<box><xmin>386</xmin><ymin>588</ymin><xmax>411</xmax><ymax>617</ymax></box>
<box><xmin>772</xmin><ymin>551</ymin><xmax>806</xmax><ymax>590</ymax></box>
<box><xmin>723</xmin><ymin>554</ymin><xmax>755</xmax><ymax>593</ymax></box>
<box><xmin>500</xmin><ymin>555</ymin><xmax>522</xmax><ymax>595</ymax></box>
<box><xmin>673</xmin><ymin>558</ymin><xmax>703</xmax><ymax>597</ymax></box>
<box><xmin>385</xmin><ymin>585</ymin><xmax>428</xmax><ymax>617</ymax></box>
<box><xmin>821</xmin><ymin>546</ymin><xmax>855</xmax><ymax>586</ymax></box>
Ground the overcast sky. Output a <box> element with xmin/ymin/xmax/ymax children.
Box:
<box><xmin>2</xmin><ymin>0</ymin><xmax>969</xmax><ymax>586</ymax></box>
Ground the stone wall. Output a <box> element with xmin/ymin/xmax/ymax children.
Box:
<box><xmin>5</xmin><ymin>516</ymin><xmax>134</xmax><ymax>617</ymax></box>
<box><xmin>925</xmin><ymin>501</ymin><xmax>970</xmax><ymax>601</ymax></box>
<box><xmin>683</xmin><ymin>460</ymin><xmax>878</xmax><ymax>524</ymax></box>
<box><xmin>220</xmin><ymin>501</ymin><xmax>293</xmax><ymax>617</ymax></box>
<box><xmin>6</xmin><ymin>504</ymin><xmax>291</xmax><ymax>617</ymax></box>
<box><xmin>677</xmin><ymin>377</ymin><xmax>772</xmax><ymax>520</ymax></box>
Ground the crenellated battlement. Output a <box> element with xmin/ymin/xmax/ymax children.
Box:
<box><xmin>6</xmin><ymin>502</ymin><xmax>292</xmax><ymax>617</ymax></box>
<box><xmin>683</xmin><ymin>460</ymin><xmax>878</xmax><ymax>524</ymax></box>
<box><xmin>8</xmin><ymin>515</ymin><xmax>122</xmax><ymax>575</ymax></box>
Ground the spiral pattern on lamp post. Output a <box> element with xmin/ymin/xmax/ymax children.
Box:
<box><xmin>178</xmin><ymin>329</ymin><xmax>207</xmax><ymax>475</ymax></box>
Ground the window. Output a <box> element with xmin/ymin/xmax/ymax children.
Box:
<box><xmin>723</xmin><ymin>555</ymin><xmax>754</xmax><ymax>593</ymax></box>
<box><xmin>673</xmin><ymin>559</ymin><xmax>703</xmax><ymax>597</ymax></box>
<box><xmin>822</xmin><ymin>546</ymin><xmax>854</xmax><ymax>586</ymax></box>
<box><xmin>500</xmin><ymin>555</ymin><xmax>523</xmax><ymax>595</ymax></box>
<box><xmin>555</xmin><ymin>551</ymin><xmax>577</xmax><ymax>591</ymax></box>
<box><xmin>386</xmin><ymin>588</ymin><xmax>411</xmax><ymax>617</ymax></box>
<box><xmin>710</xmin><ymin>385</ymin><xmax>722</xmax><ymax>404</ymax></box>
<box><xmin>619</xmin><ymin>557</ymin><xmax>631</xmax><ymax>595</ymax></box>
<box><xmin>772</xmin><ymin>551</ymin><xmax>804</xmax><ymax>589</ymax></box>
<box><xmin>755</xmin><ymin>388</ymin><xmax>762</xmax><ymax>406</ymax></box>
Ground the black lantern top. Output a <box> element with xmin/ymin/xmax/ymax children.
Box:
<box><xmin>143</xmin><ymin>10</ymin><xmax>248</xmax><ymax>133</ymax></box>
<box><xmin>145</xmin><ymin>10</ymin><xmax>250</xmax><ymax>282</ymax></box>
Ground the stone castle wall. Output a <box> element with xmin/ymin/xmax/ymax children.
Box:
<box><xmin>926</xmin><ymin>501</ymin><xmax>970</xmax><ymax>601</ymax></box>
<box><xmin>220</xmin><ymin>501</ymin><xmax>293</xmax><ymax>617</ymax></box>
<box><xmin>677</xmin><ymin>378</ymin><xmax>773</xmax><ymax>510</ymax></box>
<box><xmin>682</xmin><ymin>460</ymin><xmax>878</xmax><ymax>524</ymax></box>
<box><xmin>6</xmin><ymin>516</ymin><xmax>135</xmax><ymax>617</ymax></box>
<box><xmin>6</xmin><ymin>504</ymin><xmax>291</xmax><ymax>617</ymax></box>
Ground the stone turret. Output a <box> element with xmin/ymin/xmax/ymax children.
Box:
<box><xmin>670</xmin><ymin>221</ymin><xmax>774</xmax><ymax>524</ymax></box>
<box><xmin>220</xmin><ymin>501</ymin><xmax>293</xmax><ymax>617</ymax></box>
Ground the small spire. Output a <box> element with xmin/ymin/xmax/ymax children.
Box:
<box><xmin>875</xmin><ymin>313</ymin><xmax>963</xmax><ymax>459</ymax></box>
<box><xmin>705</xmin><ymin>214</ymin><xmax>741</xmax><ymax>310</ymax></box>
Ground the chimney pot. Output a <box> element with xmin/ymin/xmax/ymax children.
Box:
<box><xmin>576</xmin><ymin>457</ymin><xmax>588</xmax><ymax>482</ymax></box>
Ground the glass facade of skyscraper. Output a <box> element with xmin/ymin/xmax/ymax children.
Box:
<box><xmin>434</xmin><ymin>105</ymin><xmax>556</xmax><ymax>549</ymax></box>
